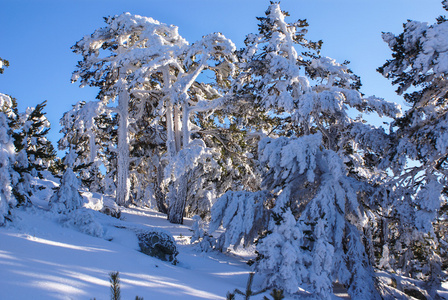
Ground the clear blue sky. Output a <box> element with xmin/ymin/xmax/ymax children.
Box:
<box><xmin>0</xmin><ymin>0</ymin><xmax>445</xmax><ymax>149</ymax></box>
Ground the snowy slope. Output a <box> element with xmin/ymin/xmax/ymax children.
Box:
<box><xmin>0</xmin><ymin>205</ymin><xmax>257</xmax><ymax>300</ymax></box>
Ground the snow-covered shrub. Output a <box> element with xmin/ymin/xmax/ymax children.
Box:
<box><xmin>137</xmin><ymin>230</ymin><xmax>178</xmax><ymax>263</ymax></box>
<box><xmin>190</xmin><ymin>215</ymin><xmax>215</xmax><ymax>252</ymax></box>
<box><xmin>100</xmin><ymin>206</ymin><xmax>121</xmax><ymax>219</ymax></box>
<box><xmin>100</xmin><ymin>196</ymin><xmax>121</xmax><ymax>219</ymax></box>
<box><xmin>59</xmin><ymin>208</ymin><xmax>104</xmax><ymax>238</ymax></box>
<box><xmin>49</xmin><ymin>167</ymin><xmax>84</xmax><ymax>213</ymax></box>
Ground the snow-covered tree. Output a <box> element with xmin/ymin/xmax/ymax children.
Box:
<box><xmin>12</xmin><ymin>101</ymin><xmax>56</xmax><ymax>204</ymax></box>
<box><xmin>58</xmin><ymin>101</ymin><xmax>105</xmax><ymax>192</ymax></box>
<box><xmin>376</xmin><ymin>1</ymin><xmax>448</xmax><ymax>292</ymax></box>
<box><xmin>95</xmin><ymin>111</ymin><xmax>118</xmax><ymax>197</ymax></box>
<box><xmin>209</xmin><ymin>190</ymin><xmax>269</xmax><ymax>250</ymax></box>
<box><xmin>254</xmin><ymin>134</ymin><xmax>380</xmax><ymax>299</ymax></box>
<box><xmin>72</xmin><ymin>13</ymin><xmax>237</xmax><ymax>224</ymax></box>
<box><xmin>132</xmin><ymin>31</ymin><xmax>237</xmax><ymax>224</ymax></box>
<box><xmin>72</xmin><ymin>13</ymin><xmax>187</xmax><ymax>206</ymax></box>
<box><xmin>49</xmin><ymin>148</ymin><xmax>84</xmax><ymax>213</ymax></box>
<box><xmin>237</xmin><ymin>4</ymin><xmax>400</xmax><ymax>168</ymax></box>
<box><xmin>209</xmin><ymin>3</ymin><xmax>400</xmax><ymax>297</ymax></box>
<box><xmin>128</xmin><ymin>98</ymin><xmax>166</xmax><ymax>210</ymax></box>
<box><xmin>0</xmin><ymin>93</ymin><xmax>17</xmax><ymax>224</ymax></box>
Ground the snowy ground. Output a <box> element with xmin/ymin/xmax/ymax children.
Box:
<box><xmin>0</xmin><ymin>197</ymin><xmax>446</xmax><ymax>299</ymax></box>
<box><xmin>0</xmin><ymin>203</ymin><xmax>260</xmax><ymax>300</ymax></box>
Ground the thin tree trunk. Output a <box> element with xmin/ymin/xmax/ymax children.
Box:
<box><xmin>174</xmin><ymin>104</ymin><xmax>182</xmax><ymax>152</ymax></box>
<box><xmin>116</xmin><ymin>89</ymin><xmax>130</xmax><ymax>206</ymax></box>
<box><xmin>166</xmin><ymin>103</ymin><xmax>176</xmax><ymax>159</ymax></box>
<box><xmin>155</xmin><ymin>159</ymin><xmax>167</xmax><ymax>214</ymax></box>
<box><xmin>182</xmin><ymin>101</ymin><xmax>190</xmax><ymax>146</ymax></box>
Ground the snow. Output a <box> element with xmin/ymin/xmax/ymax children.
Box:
<box><xmin>0</xmin><ymin>205</ymin><xmax>255</xmax><ymax>300</ymax></box>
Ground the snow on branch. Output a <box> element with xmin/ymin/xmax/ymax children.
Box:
<box><xmin>162</xmin><ymin>139</ymin><xmax>214</xmax><ymax>186</ymax></box>
<box><xmin>209</xmin><ymin>190</ymin><xmax>269</xmax><ymax>250</ymax></box>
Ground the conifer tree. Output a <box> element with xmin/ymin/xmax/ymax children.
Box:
<box><xmin>12</xmin><ymin>101</ymin><xmax>56</xmax><ymax>204</ymax></box>
<box><xmin>377</xmin><ymin>0</ymin><xmax>448</xmax><ymax>293</ymax></box>
<box><xmin>0</xmin><ymin>93</ymin><xmax>17</xmax><ymax>224</ymax></box>
<box><xmin>210</xmin><ymin>3</ymin><xmax>400</xmax><ymax>298</ymax></box>
<box><xmin>72</xmin><ymin>13</ymin><xmax>237</xmax><ymax>223</ymax></box>
<box><xmin>49</xmin><ymin>148</ymin><xmax>84</xmax><ymax>213</ymax></box>
<box><xmin>95</xmin><ymin>112</ymin><xmax>118</xmax><ymax>197</ymax></box>
<box><xmin>128</xmin><ymin>96</ymin><xmax>166</xmax><ymax>210</ymax></box>
<box><xmin>72</xmin><ymin>13</ymin><xmax>190</xmax><ymax>207</ymax></box>
<box><xmin>58</xmin><ymin>101</ymin><xmax>105</xmax><ymax>192</ymax></box>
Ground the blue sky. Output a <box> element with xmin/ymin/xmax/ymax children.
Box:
<box><xmin>0</xmin><ymin>0</ymin><xmax>445</xmax><ymax>148</ymax></box>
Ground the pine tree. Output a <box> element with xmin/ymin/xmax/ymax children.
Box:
<box><xmin>377</xmin><ymin>1</ymin><xmax>448</xmax><ymax>293</ymax></box>
<box><xmin>12</xmin><ymin>100</ymin><xmax>56</xmax><ymax>205</ymax></box>
<box><xmin>0</xmin><ymin>93</ymin><xmax>17</xmax><ymax>224</ymax></box>
<box><xmin>95</xmin><ymin>112</ymin><xmax>118</xmax><ymax>198</ymax></box>
<box><xmin>128</xmin><ymin>94</ymin><xmax>166</xmax><ymax>210</ymax></box>
<box><xmin>58</xmin><ymin>101</ymin><xmax>105</xmax><ymax>192</ymax></box>
<box><xmin>49</xmin><ymin>148</ymin><xmax>84</xmax><ymax>213</ymax></box>
<box><xmin>72</xmin><ymin>13</ymin><xmax>186</xmax><ymax>206</ymax></box>
<box><xmin>209</xmin><ymin>3</ymin><xmax>399</xmax><ymax>298</ymax></box>
<box><xmin>137</xmin><ymin>32</ymin><xmax>237</xmax><ymax>224</ymax></box>
<box><xmin>109</xmin><ymin>271</ymin><xmax>121</xmax><ymax>300</ymax></box>
<box><xmin>72</xmin><ymin>13</ymin><xmax>238</xmax><ymax>223</ymax></box>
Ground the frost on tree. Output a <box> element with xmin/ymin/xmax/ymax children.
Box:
<box><xmin>59</xmin><ymin>101</ymin><xmax>105</xmax><ymax>192</ymax></box>
<box><xmin>236</xmin><ymin>3</ymin><xmax>400</xmax><ymax>180</ymax></box>
<box><xmin>11</xmin><ymin>101</ymin><xmax>56</xmax><ymax>205</ymax></box>
<box><xmin>209</xmin><ymin>190</ymin><xmax>269</xmax><ymax>251</ymax></box>
<box><xmin>208</xmin><ymin>3</ymin><xmax>399</xmax><ymax>298</ymax></box>
<box><xmin>377</xmin><ymin>1</ymin><xmax>448</xmax><ymax>292</ymax></box>
<box><xmin>72</xmin><ymin>13</ymin><xmax>236</xmax><ymax>223</ymax></box>
<box><xmin>72</xmin><ymin>13</ymin><xmax>187</xmax><ymax>206</ymax></box>
<box><xmin>131</xmin><ymin>30</ymin><xmax>237</xmax><ymax>224</ymax></box>
<box><xmin>50</xmin><ymin>149</ymin><xmax>84</xmax><ymax>213</ymax></box>
<box><xmin>254</xmin><ymin>134</ymin><xmax>380</xmax><ymax>299</ymax></box>
<box><xmin>0</xmin><ymin>93</ymin><xmax>17</xmax><ymax>224</ymax></box>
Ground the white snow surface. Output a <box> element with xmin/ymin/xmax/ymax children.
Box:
<box><xmin>1</xmin><ymin>192</ymin><xmax>446</xmax><ymax>299</ymax></box>
<box><xmin>0</xmin><ymin>204</ymin><xmax>254</xmax><ymax>300</ymax></box>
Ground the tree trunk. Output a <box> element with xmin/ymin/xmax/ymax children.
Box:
<box><xmin>166</xmin><ymin>103</ymin><xmax>177</xmax><ymax>159</ymax></box>
<box><xmin>182</xmin><ymin>101</ymin><xmax>190</xmax><ymax>146</ymax></box>
<box><xmin>174</xmin><ymin>104</ymin><xmax>182</xmax><ymax>152</ymax></box>
<box><xmin>155</xmin><ymin>160</ymin><xmax>167</xmax><ymax>214</ymax></box>
<box><xmin>116</xmin><ymin>89</ymin><xmax>130</xmax><ymax>206</ymax></box>
<box><xmin>167</xmin><ymin>173</ymin><xmax>188</xmax><ymax>224</ymax></box>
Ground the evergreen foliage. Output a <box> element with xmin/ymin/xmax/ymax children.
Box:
<box><xmin>12</xmin><ymin>100</ymin><xmax>56</xmax><ymax>205</ymax></box>
<box><xmin>50</xmin><ymin>148</ymin><xmax>85</xmax><ymax>215</ymax></box>
<box><xmin>109</xmin><ymin>271</ymin><xmax>121</xmax><ymax>300</ymax></box>
<box><xmin>375</xmin><ymin>1</ymin><xmax>448</xmax><ymax>293</ymax></box>
<box><xmin>0</xmin><ymin>57</ymin><xmax>9</xmax><ymax>74</ymax></box>
<box><xmin>0</xmin><ymin>93</ymin><xmax>17</xmax><ymax>224</ymax></box>
<box><xmin>58</xmin><ymin>101</ymin><xmax>105</xmax><ymax>192</ymax></box>
<box><xmin>209</xmin><ymin>3</ymin><xmax>395</xmax><ymax>298</ymax></box>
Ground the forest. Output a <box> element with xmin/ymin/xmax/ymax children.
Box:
<box><xmin>1</xmin><ymin>2</ymin><xmax>448</xmax><ymax>299</ymax></box>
